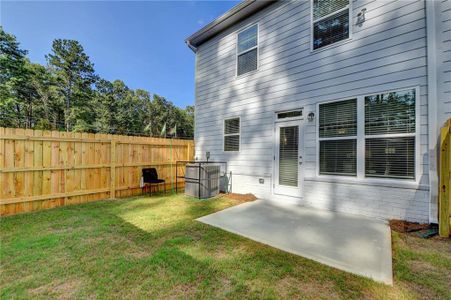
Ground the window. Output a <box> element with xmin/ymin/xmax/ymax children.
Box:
<box><xmin>237</xmin><ymin>24</ymin><xmax>258</xmax><ymax>76</ymax></box>
<box><xmin>224</xmin><ymin>118</ymin><xmax>240</xmax><ymax>151</ymax></box>
<box><xmin>319</xmin><ymin>99</ymin><xmax>357</xmax><ymax>175</ymax></box>
<box><xmin>365</xmin><ymin>89</ymin><xmax>416</xmax><ymax>179</ymax></box>
<box><xmin>277</xmin><ymin>110</ymin><xmax>302</xmax><ymax>119</ymax></box>
<box><xmin>318</xmin><ymin>88</ymin><xmax>417</xmax><ymax>181</ymax></box>
<box><xmin>312</xmin><ymin>0</ymin><xmax>350</xmax><ymax>50</ymax></box>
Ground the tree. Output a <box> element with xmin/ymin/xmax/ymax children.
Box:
<box><xmin>29</xmin><ymin>62</ymin><xmax>64</xmax><ymax>130</ymax></box>
<box><xmin>93</xmin><ymin>79</ymin><xmax>117</xmax><ymax>134</ymax></box>
<box><xmin>0</xmin><ymin>27</ymin><xmax>38</xmax><ymax>128</ymax></box>
<box><xmin>46</xmin><ymin>39</ymin><xmax>97</xmax><ymax>131</ymax></box>
<box><xmin>1</xmin><ymin>29</ymin><xmax>194</xmax><ymax>138</ymax></box>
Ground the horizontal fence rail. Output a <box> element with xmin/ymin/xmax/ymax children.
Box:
<box><xmin>0</xmin><ymin>127</ymin><xmax>194</xmax><ymax>216</ymax></box>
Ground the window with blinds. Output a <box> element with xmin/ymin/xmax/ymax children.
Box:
<box><xmin>312</xmin><ymin>0</ymin><xmax>350</xmax><ymax>50</ymax></box>
<box><xmin>237</xmin><ymin>24</ymin><xmax>258</xmax><ymax>76</ymax></box>
<box><xmin>317</xmin><ymin>88</ymin><xmax>417</xmax><ymax>181</ymax></box>
<box><xmin>279</xmin><ymin>126</ymin><xmax>299</xmax><ymax>186</ymax></box>
<box><xmin>224</xmin><ymin>118</ymin><xmax>240</xmax><ymax>151</ymax></box>
<box><xmin>319</xmin><ymin>99</ymin><xmax>357</xmax><ymax>176</ymax></box>
<box><xmin>365</xmin><ymin>89</ymin><xmax>416</xmax><ymax>179</ymax></box>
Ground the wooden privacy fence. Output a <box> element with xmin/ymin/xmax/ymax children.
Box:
<box><xmin>439</xmin><ymin>119</ymin><xmax>451</xmax><ymax>237</ymax></box>
<box><xmin>0</xmin><ymin>127</ymin><xmax>194</xmax><ymax>216</ymax></box>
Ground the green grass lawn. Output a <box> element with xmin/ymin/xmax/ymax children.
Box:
<box><xmin>1</xmin><ymin>194</ymin><xmax>450</xmax><ymax>299</ymax></box>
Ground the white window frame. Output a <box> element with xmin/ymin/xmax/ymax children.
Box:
<box><xmin>310</xmin><ymin>0</ymin><xmax>353</xmax><ymax>52</ymax></box>
<box><xmin>315</xmin><ymin>87</ymin><xmax>422</xmax><ymax>189</ymax></box>
<box><xmin>223</xmin><ymin>117</ymin><xmax>241</xmax><ymax>152</ymax></box>
<box><xmin>236</xmin><ymin>23</ymin><xmax>259</xmax><ymax>77</ymax></box>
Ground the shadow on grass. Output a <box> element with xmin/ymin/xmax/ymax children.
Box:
<box><xmin>2</xmin><ymin>193</ymin><xmax>447</xmax><ymax>299</ymax></box>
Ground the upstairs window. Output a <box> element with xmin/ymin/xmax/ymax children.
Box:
<box><xmin>237</xmin><ymin>24</ymin><xmax>258</xmax><ymax>76</ymax></box>
<box><xmin>224</xmin><ymin>118</ymin><xmax>240</xmax><ymax>151</ymax></box>
<box><xmin>312</xmin><ymin>0</ymin><xmax>350</xmax><ymax>50</ymax></box>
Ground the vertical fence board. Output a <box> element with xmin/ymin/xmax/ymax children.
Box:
<box><xmin>42</xmin><ymin>131</ymin><xmax>52</xmax><ymax>196</ymax></box>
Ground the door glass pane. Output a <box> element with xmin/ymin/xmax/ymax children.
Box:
<box><xmin>279</xmin><ymin>126</ymin><xmax>299</xmax><ymax>187</ymax></box>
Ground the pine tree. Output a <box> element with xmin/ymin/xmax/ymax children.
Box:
<box><xmin>0</xmin><ymin>27</ymin><xmax>38</xmax><ymax>128</ymax></box>
<box><xmin>46</xmin><ymin>39</ymin><xmax>97</xmax><ymax>131</ymax></box>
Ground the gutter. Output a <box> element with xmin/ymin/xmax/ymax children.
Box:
<box><xmin>186</xmin><ymin>40</ymin><xmax>198</xmax><ymax>53</ymax></box>
<box><xmin>185</xmin><ymin>0</ymin><xmax>276</xmax><ymax>49</ymax></box>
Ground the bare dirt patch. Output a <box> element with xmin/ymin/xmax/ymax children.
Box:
<box><xmin>276</xmin><ymin>276</ymin><xmax>340</xmax><ymax>299</ymax></box>
<box><xmin>30</xmin><ymin>279</ymin><xmax>83</xmax><ymax>299</ymax></box>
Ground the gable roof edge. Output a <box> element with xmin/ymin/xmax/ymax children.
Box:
<box><xmin>185</xmin><ymin>0</ymin><xmax>277</xmax><ymax>52</ymax></box>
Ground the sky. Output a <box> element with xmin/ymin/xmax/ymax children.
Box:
<box><xmin>0</xmin><ymin>0</ymin><xmax>240</xmax><ymax>108</ymax></box>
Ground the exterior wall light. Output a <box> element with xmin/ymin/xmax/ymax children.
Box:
<box><xmin>357</xmin><ymin>8</ymin><xmax>367</xmax><ymax>26</ymax></box>
<box><xmin>307</xmin><ymin>112</ymin><xmax>315</xmax><ymax>122</ymax></box>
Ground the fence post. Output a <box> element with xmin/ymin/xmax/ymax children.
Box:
<box><xmin>110</xmin><ymin>140</ymin><xmax>116</xmax><ymax>199</ymax></box>
<box><xmin>439</xmin><ymin>121</ymin><xmax>451</xmax><ymax>237</ymax></box>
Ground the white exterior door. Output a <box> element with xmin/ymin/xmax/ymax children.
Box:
<box><xmin>274</xmin><ymin>120</ymin><xmax>302</xmax><ymax>197</ymax></box>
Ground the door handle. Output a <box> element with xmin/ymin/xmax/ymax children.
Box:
<box><xmin>299</xmin><ymin>156</ymin><xmax>303</xmax><ymax>165</ymax></box>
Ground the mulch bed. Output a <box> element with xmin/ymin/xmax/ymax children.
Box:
<box><xmin>224</xmin><ymin>193</ymin><xmax>258</xmax><ymax>202</ymax></box>
<box><xmin>389</xmin><ymin>219</ymin><xmax>431</xmax><ymax>233</ymax></box>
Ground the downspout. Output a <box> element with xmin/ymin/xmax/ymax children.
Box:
<box><xmin>425</xmin><ymin>0</ymin><xmax>439</xmax><ymax>223</ymax></box>
<box><xmin>186</xmin><ymin>39</ymin><xmax>198</xmax><ymax>160</ymax></box>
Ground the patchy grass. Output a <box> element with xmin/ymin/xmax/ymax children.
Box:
<box><xmin>1</xmin><ymin>194</ymin><xmax>450</xmax><ymax>299</ymax></box>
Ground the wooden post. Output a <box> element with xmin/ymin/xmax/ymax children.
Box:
<box><xmin>439</xmin><ymin>120</ymin><xmax>451</xmax><ymax>237</ymax></box>
<box><xmin>110</xmin><ymin>140</ymin><xmax>116</xmax><ymax>199</ymax></box>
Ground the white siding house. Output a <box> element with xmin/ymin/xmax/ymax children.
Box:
<box><xmin>186</xmin><ymin>0</ymin><xmax>450</xmax><ymax>223</ymax></box>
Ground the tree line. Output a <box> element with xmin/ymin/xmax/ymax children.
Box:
<box><xmin>0</xmin><ymin>27</ymin><xmax>194</xmax><ymax>138</ymax></box>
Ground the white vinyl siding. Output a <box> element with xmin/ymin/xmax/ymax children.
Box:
<box><xmin>312</xmin><ymin>0</ymin><xmax>350</xmax><ymax>50</ymax></box>
<box><xmin>236</xmin><ymin>24</ymin><xmax>258</xmax><ymax>76</ymax></box>
<box><xmin>194</xmin><ymin>0</ymin><xmax>430</xmax><ymax>222</ymax></box>
<box><xmin>438</xmin><ymin>0</ymin><xmax>451</xmax><ymax>125</ymax></box>
<box><xmin>224</xmin><ymin>118</ymin><xmax>240</xmax><ymax>152</ymax></box>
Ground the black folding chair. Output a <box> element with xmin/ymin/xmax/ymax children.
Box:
<box><xmin>142</xmin><ymin>168</ymin><xmax>166</xmax><ymax>196</ymax></box>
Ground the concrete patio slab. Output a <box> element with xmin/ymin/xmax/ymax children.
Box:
<box><xmin>197</xmin><ymin>200</ymin><xmax>393</xmax><ymax>284</ymax></box>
